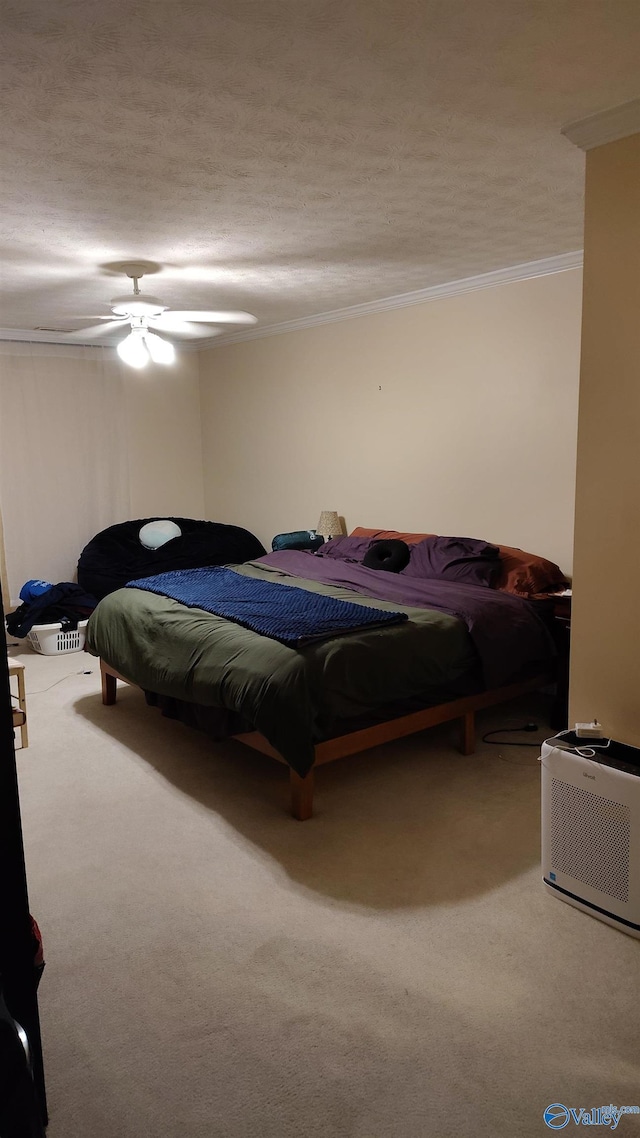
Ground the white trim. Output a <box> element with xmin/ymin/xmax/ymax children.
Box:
<box><xmin>0</xmin><ymin>329</ymin><xmax>200</xmax><ymax>351</ymax></box>
<box><xmin>199</xmin><ymin>251</ymin><xmax>583</xmax><ymax>348</ymax></box>
<box><xmin>0</xmin><ymin>339</ymin><xmax>120</xmax><ymax>361</ymax></box>
<box><xmin>0</xmin><ymin>327</ymin><xmax>114</xmax><ymax>345</ymax></box>
<box><xmin>0</xmin><ymin>250</ymin><xmax>583</xmax><ymax>353</ymax></box>
<box><xmin>561</xmin><ymin>98</ymin><xmax>640</xmax><ymax>151</ymax></box>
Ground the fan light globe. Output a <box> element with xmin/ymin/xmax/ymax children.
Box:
<box><xmin>145</xmin><ymin>332</ymin><xmax>175</xmax><ymax>365</ymax></box>
<box><xmin>117</xmin><ymin>330</ymin><xmax>149</xmax><ymax>368</ymax></box>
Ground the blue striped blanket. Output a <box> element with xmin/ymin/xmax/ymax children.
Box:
<box><xmin>126</xmin><ymin>566</ymin><xmax>407</xmax><ymax>646</ymax></box>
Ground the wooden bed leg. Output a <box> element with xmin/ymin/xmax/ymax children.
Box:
<box><xmin>101</xmin><ymin>665</ymin><xmax>117</xmax><ymax>706</ymax></box>
<box><xmin>460</xmin><ymin>710</ymin><xmax>475</xmax><ymax>755</ymax></box>
<box><xmin>290</xmin><ymin>769</ymin><xmax>314</xmax><ymax>821</ymax></box>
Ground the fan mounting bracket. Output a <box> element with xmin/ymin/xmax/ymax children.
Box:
<box><xmin>106</xmin><ymin>261</ymin><xmax>160</xmax><ymax>280</ymax></box>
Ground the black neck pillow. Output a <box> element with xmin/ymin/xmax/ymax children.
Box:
<box><xmin>362</xmin><ymin>539</ymin><xmax>411</xmax><ymax>573</ymax></box>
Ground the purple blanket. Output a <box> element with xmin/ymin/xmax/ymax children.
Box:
<box><xmin>255</xmin><ymin>550</ymin><xmax>555</xmax><ymax>689</ymax></box>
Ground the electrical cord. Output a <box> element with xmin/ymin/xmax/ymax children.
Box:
<box><xmin>482</xmin><ymin>722</ymin><xmax>546</xmax><ymax>747</ymax></box>
<box><xmin>26</xmin><ymin>664</ymin><xmax>93</xmax><ymax>691</ymax></box>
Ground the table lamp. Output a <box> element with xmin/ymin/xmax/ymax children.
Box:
<box><xmin>316</xmin><ymin>511</ymin><xmax>342</xmax><ymax>540</ymax></box>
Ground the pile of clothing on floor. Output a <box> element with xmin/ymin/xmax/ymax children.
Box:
<box><xmin>5</xmin><ymin>579</ymin><xmax>98</xmax><ymax>639</ymax></box>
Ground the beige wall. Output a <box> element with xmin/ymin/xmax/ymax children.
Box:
<box><xmin>0</xmin><ymin>343</ymin><xmax>204</xmax><ymax>603</ymax></box>
<box><xmin>570</xmin><ymin>133</ymin><xmax>640</xmax><ymax>745</ymax></box>
<box><xmin>122</xmin><ymin>349</ymin><xmax>205</xmax><ymax>519</ymax></box>
<box><xmin>199</xmin><ymin>269</ymin><xmax>582</xmax><ymax>570</ymax></box>
<box><xmin>0</xmin><ymin>267</ymin><xmax>584</xmax><ymax>614</ymax></box>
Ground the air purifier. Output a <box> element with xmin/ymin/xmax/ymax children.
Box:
<box><xmin>541</xmin><ymin>731</ymin><xmax>640</xmax><ymax>938</ymax></box>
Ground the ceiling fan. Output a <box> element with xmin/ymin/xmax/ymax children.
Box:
<box><xmin>73</xmin><ymin>263</ymin><xmax>257</xmax><ymax>367</ymax></box>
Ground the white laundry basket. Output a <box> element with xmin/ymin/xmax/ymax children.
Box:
<box><xmin>27</xmin><ymin>619</ymin><xmax>89</xmax><ymax>655</ymax></box>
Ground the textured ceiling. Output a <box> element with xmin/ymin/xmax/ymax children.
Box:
<box><xmin>1</xmin><ymin>0</ymin><xmax>640</xmax><ymax>344</ymax></box>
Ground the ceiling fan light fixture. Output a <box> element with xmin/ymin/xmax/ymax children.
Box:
<box><xmin>144</xmin><ymin>331</ymin><xmax>175</xmax><ymax>365</ymax></box>
<box><xmin>68</xmin><ymin>265</ymin><xmax>257</xmax><ymax>355</ymax></box>
<box><xmin>117</xmin><ymin>329</ymin><xmax>149</xmax><ymax>368</ymax></box>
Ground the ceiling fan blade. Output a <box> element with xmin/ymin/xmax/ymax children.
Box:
<box><xmin>76</xmin><ymin>314</ymin><xmax>129</xmax><ymax>323</ymax></box>
<box><xmin>67</xmin><ymin>321</ymin><xmax>128</xmax><ymax>339</ymax></box>
<box><xmin>161</xmin><ymin>310</ymin><xmax>257</xmax><ymax>325</ymax></box>
<box><xmin>148</xmin><ymin>317</ymin><xmax>223</xmax><ymax>338</ymax></box>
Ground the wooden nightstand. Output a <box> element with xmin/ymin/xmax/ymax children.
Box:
<box><xmin>549</xmin><ymin>592</ymin><xmax>571</xmax><ymax>729</ymax></box>
<box><xmin>8</xmin><ymin>658</ymin><xmax>28</xmax><ymax>749</ymax></box>
<box><xmin>552</xmin><ymin>593</ymin><xmax>571</xmax><ymax>626</ymax></box>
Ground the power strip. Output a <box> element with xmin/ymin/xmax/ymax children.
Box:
<box><xmin>575</xmin><ymin>721</ymin><xmax>604</xmax><ymax>738</ymax></box>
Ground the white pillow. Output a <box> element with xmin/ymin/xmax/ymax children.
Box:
<box><xmin>139</xmin><ymin>519</ymin><xmax>182</xmax><ymax>550</ymax></box>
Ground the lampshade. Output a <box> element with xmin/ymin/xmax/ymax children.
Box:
<box><xmin>316</xmin><ymin>510</ymin><xmax>342</xmax><ymax>538</ymax></box>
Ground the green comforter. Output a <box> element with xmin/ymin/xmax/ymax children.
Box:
<box><xmin>86</xmin><ymin>560</ymin><xmax>478</xmax><ymax>776</ymax></box>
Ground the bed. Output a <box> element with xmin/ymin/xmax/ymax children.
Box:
<box><xmin>86</xmin><ymin>528</ymin><xmax>567</xmax><ymax>819</ymax></box>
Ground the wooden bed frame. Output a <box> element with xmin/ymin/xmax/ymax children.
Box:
<box><xmin>99</xmin><ymin>658</ymin><xmax>550</xmax><ymax>821</ymax></box>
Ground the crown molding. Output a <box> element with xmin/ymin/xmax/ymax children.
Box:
<box><xmin>0</xmin><ymin>329</ymin><xmax>201</xmax><ymax>351</ymax></box>
<box><xmin>199</xmin><ymin>250</ymin><xmax>584</xmax><ymax>349</ymax></box>
<box><xmin>0</xmin><ymin>327</ymin><xmax>114</xmax><ymax>345</ymax></box>
<box><xmin>0</xmin><ymin>250</ymin><xmax>583</xmax><ymax>354</ymax></box>
<box><xmin>561</xmin><ymin>98</ymin><xmax>640</xmax><ymax>151</ymax></box>
<box><xmin>0</xmin><ymin>338</ymin><xmax>120</xmax><ymax>361</ymax></box>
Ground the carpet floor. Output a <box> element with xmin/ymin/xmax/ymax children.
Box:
<box><xmin>9</xmin><ymin>648</ymin><xmax>639</xmax><ymax>1138</ymax></box>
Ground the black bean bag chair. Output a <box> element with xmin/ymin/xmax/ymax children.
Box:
<box><xmin>77</xmin><ymin>517</ymin><xmax>266</xmax><ymax>600</ymax></box>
